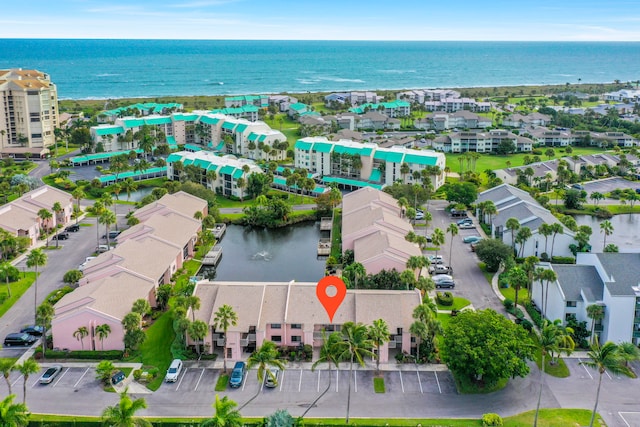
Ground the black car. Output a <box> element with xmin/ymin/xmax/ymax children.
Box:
<box><xmin>20</xmin><ymin>325</ymin><xmax>44</xmax><ymax>337</ymax></box>
<box><xmin>4</xmin><ymin>333</ymin><xmax>38</xmax><ymax>347</ymax></box>
<box><xmin>54</xmin><ymin>232</ymin><xmax>69</xmax><ymax>240</ymax></box>
<box><xmin>111</xmin><ymin>370</ymin><xmax>126</xmax><ymax>385</ymax></box>
<box><xmin>65</xmin><ymin>224</ymin><xmax>80</xmax><ymax>232</ymax></box>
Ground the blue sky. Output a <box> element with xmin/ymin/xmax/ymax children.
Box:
<box><xmin>2</xmin><ymin>0</ymin><xmax>640</xmax><ymax>41</ymax></box>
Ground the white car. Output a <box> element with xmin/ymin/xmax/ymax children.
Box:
<box><xmin>458</xmin><ymin>223</ymin><xmax>475</xmax><ymax>229</ymax></box>
<box><xmin>428</xmin><ymin>255</ymin><xmax>444</xmax><ymax>265</ymax></box>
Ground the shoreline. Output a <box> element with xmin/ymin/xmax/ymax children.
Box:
<box><xmin>58</xmin><ymin>82</ymin><xmax>625</xmax><ymax>110</ymax></box>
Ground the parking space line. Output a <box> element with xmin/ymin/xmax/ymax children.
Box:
<box><xmin>415</xmin><ymin>369</ymin><xmax>423</xmax><ymax>394</ymax></box>
<box><xmin>11</xmin><ymin>375</ymin><xmax>23</xmax><ymax>388</ymax></box>
<box><xmin>354</xmin><ymin>371</ymin><xmax>357</xmax><ymax>393</ymax></box>
<box><xmin>617</xmin><ymin>412</ymin><xmax>640</xmax><ymax>427</ymax></box>
<box><xmin>279</xmin><ymin>370</ymin><xmax>285</xmax><ymax>392</ymax></box>
<box><xmin>399</xmin><ymin>370</ymin><xmax>405</xmax><ymax>393</ymax></box>
<box><xmin>316</xmin><ymin>370</ymin><xmax>320</xmax><ymax>392</ymax></box>
<box><xmin>73</xmin><ymin>367</ymin><xmax>89</xmax><ymax>388</ymax></box>
<box><xmin>175</xmin><ymin>368</ymin><xmax>187</xmax><ymax>391</ymax></box>
<box><xmin>298</xmin><ymin>369</ymin><xmax>302</xmax><ymax>392</ymax></box>
<box><xmin>31</xmin><ymin>376</ymin><xmax>40</xmax><ymax>387</ymax></box>
<box><xmin>53</xmin><ymin>368</ymin><xmax>69</xmax><ymax>388</ymax></box>
<box><xmin>194</xmin><ymin>368</ymin><xmax>205</xmax><ymax>391</ymax></box>
<box><xmin>578</xmin><ymin>359</ymin><xmax>594</xmax><ymax>379</ymax></box>
<box><xmin>241</xmin><ymin>371</ymin><xmax>248</xmax><ymax>391</ymax></box>
<box><xmin>335</xmin><ymin>370</ymin><xmax>339</xmax><ymax>392</ymax></box>
<box><xmin>605</xmin><ymin>370</ymin><xmax>612</xmax><ymax>380</ymax></box>
<box><xmin>434</xmin><ymin>371</ymin><xmax>442</xmax><ymax>394</ymax></box>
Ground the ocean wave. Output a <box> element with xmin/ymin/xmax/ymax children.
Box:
<box><xmin>378</xmin><ymin>69</ymin><xmax>417</xmax><ymax>74</ymax></box>
<box><xmin>95</xmin><ymin>73</ymin><xmax>121</xmax><ymax>77</ymax></box>
<box><xmin>317</xmin><ymin>77</ymin><xmax>365</xmax><ymax>83</ymax></box>
<box><xmin>296</xmin><ymin>78</ymin><xmax>320</xmax><ymax>85</ymax></box>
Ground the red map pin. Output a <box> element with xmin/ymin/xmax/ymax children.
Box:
<box><xmin>316</xmin><ymin>276</ymin><xmax>347</xmax><ymax>323</ymax></box>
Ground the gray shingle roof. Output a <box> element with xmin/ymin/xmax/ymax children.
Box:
<box><xmin>596</xmin><ymin>253</ymin><xmax>640</xmax><ymax>296</ymax></box>
<box><xmin>554</xmin><ymin>265</ymin><xmax>604</xmax><ymax>301</ymax></box>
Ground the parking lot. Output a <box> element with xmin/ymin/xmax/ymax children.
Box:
<box><xmin>0</xmin><ymin>365</ymin><xmax>102</xmax><ymax>397</ymax></box>
<box><xmin>157</xmin><ymin>365</ymin><xmax>457</xmax><ymax>396</ymax></box>
<box><xmin>583</xmin><ymin>177</ymin><xmax>640</xmax><ymax>196</ymax></box>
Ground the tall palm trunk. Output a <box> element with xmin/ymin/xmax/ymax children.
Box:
<box><xmin>222</xmin><ymin>329</ymin><xmax>228</xmax><ymax>373</ymax></box>
<box><xmin>3</xmin><ymin>374</ymin><xmax>11</xmax><ymax>395</ymax></box>
<box><xmin>534</xmin><ymin>352</ymin><xmax>546</xmax><ymax>427</ymax></box>
<box><xmin>590</xmin><ymin>371</ymin><xmax>604</xmax><ymax>427</ymax></box>
<box><xmin>346</xmin><ymin>353</ymin><xmax>354</xmax><ymax>424</ymax></box>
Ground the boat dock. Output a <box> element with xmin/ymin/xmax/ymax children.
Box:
<box><xmin>202</xmin><ymin>245</ymin><xmax>223</xmax><ymax>266</ymax></box>
<box><xmin>320</xmin><ymin>217</ymin><xmax>332</xmax><ymax>231</ymax></box>
<box><xmin>317</xmin><ymin>238</ymin><xmax>331</xmax><ymax>256</ymax></box>
<box><xmin>211</xmin><ymin>223</ymin><xmax>226</xmax><ymax>240</ymax></box>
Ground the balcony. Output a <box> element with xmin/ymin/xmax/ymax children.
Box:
<box><xmin>633</xmin><ymin>331</ymin><xmax>640</xmax><ymax>339</ymax></box>
<box><xmin>594</xmin><ymin>324</ymin><xmax>604</xmax><ymax>332</ymax></box>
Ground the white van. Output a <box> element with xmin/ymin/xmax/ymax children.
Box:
<box><xmin>165</xmin><ymin>359</ymin><xmax>183</xmax><ymax>382</ymax></box>
<box><xmin>96</xmin><ymin>244</ymin><xmax>110</xmax><ymax>253</ymax></box>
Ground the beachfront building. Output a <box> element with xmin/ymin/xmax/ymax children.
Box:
<box><xmin>432</xmin><ymin>130</ymin><xmax>534</xmax><ymax>153</ymax></box>
<box><xmin>349</xmin><ymin>101</ymin><xmax>410</xmax><ymax>118</ymax></box>
<box><xmin>324</xmin><ymin>91</ymin><xmax>383</xmax><ymax>107</ymax></box>
<box><xmin>0</xmin><ymin>68</ymin><xmax>59</xmax><ymax>158</ymax></box>
<box><xmin>342</xmin><ymin>187</ymin><xmax>421</xmax><ymax>275</ymax></box>
<box><xmin>502</xmin><ymin>112</ymin><xmax>552</xmax><ymax>128</ymax></box>
<box><xmin>97</xmin><ymin>102</ymin><xmax>183</xmax><ymax>123</ymax></box>
<box><xmin>294</xmin><ymin>137</ymin><xmax>446</xmax><ymax>190</ymax></box>
<box><xmin>604</xmin><ymin>89</ymin><xmax>640</xmax><ymax>103</ymax></box>
<box><xmin>414</xmin><ymin>111</ymin><xmax>492</xmax><ymax>131</ymax></box>
<box><xmin>90</xmin><ymin>112</ymin><xmax>287</xmax><ymax>161</ymax></box>
<box><xmin>210</xmin><ymin>105</ymin><xmax>259</xmax><ymax>122</ymax></box>
<box><xmin>424</xmin><ymin>97</ymin><xmax>490</xmax><ymax>113</ymax></box>
<box><xmin>224</xmin><ymin>95</ymin><xmax>269</xmax><ymax>108</ymax></box>
<box><xmin>166</xmin><ymin>150</ymin><xmax>264</xmax><ymax>199</ymax></box>
<box><xmin>51</xmin><ymin>191</ymin><xmax>206</xmax><ymax>352</ymax></box>
<box><xmin>532</xmin><ymin>253</ymin><xmax>640</xmax><ymax>345</ymax></box>
<box><xmin>476</xmin><ymin>184</ymin><xmax>575</xmax><ymax>258</ymax></box>
<box><xmin>190</xmin><ymin>281</ymin><xmax>421</xmax><ymax>363</ymax></box>
<box><xmin>397</xmin><ymin>89</ymin><xmax>461</xmax><ymax>103</ymax></box>
<box><xmin>0</xmin><ymin>185</ymin><xmax>73</xmax><ymax>247</ymax></box>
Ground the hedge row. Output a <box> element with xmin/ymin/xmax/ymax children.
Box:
<box><xmin>45</xmin><ymin>350</ymin><xmax>123</xmax><ymax>360</ymax></box>
<box><xmin>436</xmin><ymin>291</ymin><xmax>453</xmax><ymax>306</ymax></box>
<box><xmin>524</xmin><ymin>301</ymin><xmax>544</xmax><ymax>328</ymax></box>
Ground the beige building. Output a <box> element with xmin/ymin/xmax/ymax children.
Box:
<box><xmin>191</xmin><ymin>281</ymin><xmax>421</xmax><ymax>363</ymax></box>
<box><xmin>0</xmin><ymin>69</ymin><xmax>59</xmax><ymax>157</ymax></box>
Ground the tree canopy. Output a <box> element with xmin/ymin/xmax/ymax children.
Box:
<box><xmin>474</xmin><ymin>238</ymin><xmax>513</xmax><ymax>272</ymax></box>
<box><xmin>443</xmin><ymin>182</ymin><xmax>478</xmax><ymax>206</ymax></box>
<box><xmin>442</xmin><ymin>309</ymin><xmax>534</xmax><ymax>389</ymax></box>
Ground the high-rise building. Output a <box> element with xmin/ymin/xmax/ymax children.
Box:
<box><xmin>0</xmin><ymin>69</ymin><xmax>59</xmax><ymax>157</ymax></box>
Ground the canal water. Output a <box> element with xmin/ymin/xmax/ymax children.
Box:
<box><xmin>574</xmin><ymin>214</ymin><xmax>640</xmax><ymax>253</ymax></box>
<box><xmin>202</xmin><ymin>222</ymin><xmax>327</xmax><ymax>282</ymax></box>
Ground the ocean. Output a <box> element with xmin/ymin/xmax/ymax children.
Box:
<box><xmin>1</xmin><ymin>39</ymin><xmax>639</xmax><ymax>100</ymax></box>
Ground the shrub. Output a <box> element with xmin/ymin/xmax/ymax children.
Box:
<box><xmin>0</xmin><ymin>264</ymin><xmax>20</xmax><ymax>282</ymax></box>
<box><xmin>531</xmin><ymin>148</ymin><xmax>543</xmax><ymax>155</ymax></box>
<box><xmin>540</xmin><ymin>252</ymin><xmax>550</xmax><ymax>262</ymax></box>
<box><xmin>520</xmin><ymin>319</ymin><xmax>533</xmax><ymax>331</ymax></box>
<box><xmin>46</xmin><ymin>350</ymin><xmax>123</xmax><ymax>360</ymax></box>
<box><xmin>482</xmin><ymin>413</ymin><xmax>504</xmax><ymax>426</ymax></box>
<box><xmin>46</xmin><ymin>286</ymin><xmax>74</xmax><ymax>305</ymax></box>
<box><xmin>436</xmin><ymin>291</ymin><xmax>454</xmax><ymax>306</ymax></box>
<box><xmin>503</xmin><ymin>298</ymin><xmax>514</xmax><ymax>311</ymax></box>
<box><xmin>551</xmin><ymin>256</ymin><xmax>575</xmax><ymax>264</ymax></box>
<box><xmin>133</xmin><ymin>369</ymin><xmax>142</xmax><ymax>381</ymax></box>
<box><xmin>95</xmin><ymin>360</ymin><xmax>116</xmax><ymax>385</ymax></box>
<box><xmin>525</xmin><ymin>301</ymin><xmax>543</xmax><ymax>328</ymax></box>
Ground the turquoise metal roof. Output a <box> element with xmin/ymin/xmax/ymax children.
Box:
<box><xmin>232</xmin><ymin>169</ymin><xmax>244</xmax><ymax>179</ymax></box>
<box><xmin>235</xmin><ymin>124</ymin><xmax>248</xmax><ymax>133</ymax></box>
<box><xmin>321</xmin><ymin>176</ymin><xmax>383</xmax><ymax>190</ymax></box>
<box><xmin>193</xmin><ymin>158</ymin><xmax>212</xmax><ymax>169</ymax></box>
<box><xmin>333</xmin><ymin>145</ymin><xmax>362</xmax><ymax>156</ymax></box>
<box><xmin>122</xmin><ymin>118</ymin><xmax>145</xmax><ymax>128</ymax></box>
<box><xmin>184</xmin><ymin>144</ymin><xmax>203</xmax><ymax>152</ymax></box>
<box><xmin>313</xmin><ymin>142</ymin><xmax>333</xmax><ymax>153</ymax></box>
<box><xmin>385</xmin><ymin>152</ymin><xmax>405</xmax><ymax>163</ymax></box>
<box><xmin>258</xmin><ymin>135</ymin><xmax>267</xmax><ymax>143</ymax></box>
<box><xmin>166</xmin><ymin>136</ymin><xmax>176</xmax><ymax>144</ymax></box>
<box><xmin>295</xmin><ymin>140</ymin><xmax>313</xmax><ymax>150</ymax></box>
<box><xmin>361</xmin><ymin>146</ymin><xmax>374</xmax><ymax>156</ymax></box>
<box><xmin>166</xmin><ymin>153</ymin><xmax>183</xmax><ymax>163</ymax></box>
<box><xmin>222</xmin><ymin>122</ymin><xmax>236</xmax><ymax>131</ymax></box>
<box><xmin>403</xmin><ymin>153</ymin><xmax>437</xmax><ymax>166</ymax></box>
<box><xmin>95</xmin><ymin>126</ymin><xmax>124</xmax><ymax>136</ymax></box>
<box><xmin>199</xmin><ymin>116</ymin><xmax>220</xmax><ymax>125</ymax></box>
<box><xmin>144</xmin><ymin>117</ymin><xmax>171</xmax><ymax>125</ymax></box>
<box><xmin>369</xmin><ymin>169</ymin><xmax>382</xmax><ymax>182</ymax></box>
<box><xmin>219</xmin><ymin>165</ymin><xmax>234</xmax><ymax>175</ymax></box>
<box><xmin>248</xmin><ymin>132</ymin><xmax>258</xmax><ymax>142</ymax></box>
<box><xmin>373</xmin><ymin>151</ymin><xmax>387</xmax><ymax>161</ymax></box>
<box><xmin>289</xmin><ymin>103</ymin><xmax>308</xmax><ymax>112</ymax></box>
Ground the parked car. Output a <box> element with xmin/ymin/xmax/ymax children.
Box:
<box><xmin>429</xmin><ymin>264</ymin><xmax>452</xmax><ymax>275</ymax></box>
<box><xmin>96</xmin><ymin>244</ymin><xmax>111</xmax><ymax>253</ymax></box>
<box><xmin>112</xmin><ymin>370</ymin><xmax>126</xmax><ymax>385</ymax></box>
<box><xmin>20</xmin><ymin>325</ymin><xmax>44</xmax><ymax>337</ymax></box>
<box><xmin>571</xmin><ymin>184</ymin><xmax>584</xmax><ymax>190</ymax></box>
<box><xmin>4</xmin><ymin>332</ymin><xmax>38</xmax><ymax>347</ymax></box>
<box><xmin>433</xmin><ymin>274</ymin><xmax>455</xmax><ymax>289</ymax></box>
<box><xmin>457</xmin><ymin>218</ymin><xmax>473</xmax><ymax>226</ymax></box>
<box><xmin>229</xmin><ymin>361</ymin><xmax>246</xmax><ymax>388</ymax></box>
<box><xmin>450</xmin><ymin>209</ymin><xmax>467</xmax><ymax>218</ymax></box>
<box><xmin>415</xmin><ymin>211</ymin><xmax>425</xmax><ymax>220</ymax></box>
<box><xmin>54</xmin><ymin>232</ymin><xmax>69</xmax><ymax>240</ymax></box>
<box><xmin>265</xmin><ymin>368</ymin><xmax>280</xmax><ymax>388</ymax></box>
<box><xmin>462</xmin><ymin>236</ymin><xmax>483</xmax><ymax>244</ymax></box>
<box><xmin>39</xmin><ymin>365</ymin><xmax>62</xmax><ymax>384</ymax></box>
<box><xmin>102</xmin><ymin>230</ymin><xmax>121</xmax><ymax>240</ymax></box>
<box><xmin>164</xmin><ymin>359</ymin><xmax>183</xmax><ymax>383</ymax></box>
<box><xmin>458</xmin><ymin>222</ymin><xmax>475</xmax><ymax>230</ymax></box>
<box><xmin>65</xmin><ymin>224</ymin><xmax>80</xmax><ymax>232</ymax></box>
<box><xmin>427</xmin><ymin>255</ymin><xmax>444</xmax><ymax>264</ymax></box>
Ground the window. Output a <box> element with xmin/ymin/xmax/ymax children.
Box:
<box><xmin>271</xmin><ymin>323</ymin><xmax>281</xmax><ymax>329</ymax></box>
<box><xmin>565</xmin><ymin>313</ymin><xmax>573</xmax><ymax>321</ymax></box>
<box><xmin>566</xmin><ymin>301</ymin><xmax>577</xmax><ymax>308</ymax></box>
<box><xmin>291</xmin><ymin>324</ymin><xmax>302</xmax><ymax>329</ymax></box>
<box><xmin>271</xmin><ymin>335</ymin><xmax>281</xmax><ymax>342</ymax></box>
<box><xmin>291</xmin><ymin>336</ymin><xmax>301</xmax><ymax>342</ymax></box>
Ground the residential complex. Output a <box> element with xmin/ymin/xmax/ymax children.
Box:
<box><xmin>165</xmin><ymin>150</ymin><xmax>264</xmax><ymax>199</ymax></box>
<box><xmin>342</xmin><ymin>188</ymin><xmax>421</xmax><ymax>275</ymax></box>
<box><xmin>349</xmin><ymin>101</ymin><xmax>411</xmax><ymax>118</ymax></box>
<box><xmin>424</xmin><ymin>97</ymin><xmax>491</xmax><ymax>113</ymax></box>
<box><xmin>527</xmin><ymin>127</ymin><xmax>637</xmax><ymax>148</ymax></box>
<box><xmin>190</xmin><ymin>281</ymin><xmax>421</xmax><ymax>363</ymax></box>
<box><xmin>51</xmin><ymin>191</ymin><xmax>206</xmax><ymax>351</ymax></box>
<box><xmin>294</xmin><ymin>137</ymin><xmax>445</xmax><ymax>190</ymax></box>
<box><xmin>0</xmin><ymin>68</ymin><xmax>59</xmax><ymax>157</ymax></box>
<box><xmin>0</xmin><ymin>185</ymin><xmax>72</xmax><ymax>247</ymax></box>
<box><xmin>397</xmin><ymin>89</ymin><xmax>461</xmax><ymax>104</ymax></box>
<box><xmin>432</xmin><ymin>130</ymin><xmax>534</xmax><ymax>153</ymax></box>
<box><xmin>414</xmin><ymin>111</ymin><xmax>492</xmax><ymax>131</ymax></box>
<box><xmin>532</xmin><ymin>253</ymin><xmax>640</xmax><ymax>345</ymax></box>
<box><xmin>476</xmin><ymin>184</ymin><xmax>575</xmax><ymax>258</ymax></box>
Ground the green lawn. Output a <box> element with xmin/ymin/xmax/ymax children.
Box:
<box><xmin>437</xmin><ymin>296</ymin><xmax>470</xmax><ymax>311</ymax></box>
<box><xmin>446</xmin><ymin>146</ymin><xmax>607</xmax><ymax>174</ymax></box>
<box><xmin>532</xmin><ymin>331</ymin><xmax>570</xmax><ymax>378</ymax></box>
<box><xmin>503</xmin><ymin>409</ymin><xmax>603</xmax><ymax>427</ymax></box>
<box><xmin>215</xmin><ymin>374</ymin><xmax>229</xmax><ymax>391</ymax></box>
<box><xmin>373</xmin><ymin>377</ymin><xmax>385</xmax><ymax>393</ymax></box>
<box><xmin>215</xmin><ymin>190</ymin><xmax>316</xmax><ymax>209</ymax></box>
<box><xmin>330</xmin><ymin>209</ymin><xmax>342</xmax><ymax>259</ymax></box>
<box><xmin>436</xmin><ymin>312</ymin><xmax>452</xmax><ymax>330</ymax></box>
<box><xmin>133</xmin><ymin>310</ymin><xmax>176</xmax><ymax>391</ymax></box>
<box><xmin>0</xmin><ymin>273</ymin><xmax>36</xmax><ymax>318</ymax></box>
<box><xmin>499</xmin><ymin>285</ymin><xmax>530</xmax><ymax>306</ymax></box>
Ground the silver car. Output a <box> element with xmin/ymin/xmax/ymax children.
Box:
<box><xmin>39</xmin><ymin>365</ymin><xmax>62</xmax><ymax>384</ymax></box>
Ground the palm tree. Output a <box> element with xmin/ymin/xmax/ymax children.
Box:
<box><xmin>0</xmin><ymin>359</ymin><xmax>14</xmax><ymax>395</ymax></box>
<box><xmin>188</xmin><ymin>320</ymin><xmax>209</xmax><ymax>355</ymax></box>
<box><xmin>132</xmin><ymin>299</ymin><xmax>151</xmax><ymax>318</ymax></box>
<box><xmin>582</xmin><ymin>341</ymin><xmax>634</xmax><ymax>427</ymax></box>
<box><xmin>0</xmin><ymin>262</ymin><xmax>13</xmax><ymax>298</ymax></box>
<box><xmin>37</xmin><ymin>208</ymin><xmax>53</xmax><ymax>247</ymax></box>
<box><xmin>74</xmin><ymin>326</ymin><xmax>89</xmax><ymax>350</ymax></box>
<box><xmin>52</xmin><ymin>202</ymin><xmax>64</xmax><ymax>247</ymax></box>
<box><xmin>537</xmin><ymin>268</ymin><xmax>557</xmax><ymax>319</ymax></box>
<box><xmin>618</xmin><ymin>342</ymin><xmax>640</xmax><ymax>370</ymax></box>
<box><xmin>343</xmin><ymin>262</ymin><xmax>365</xmax><ymax>289</ymax></box>
<box><xmin>16</xmin><ymin>358</ymin><xmax>39</xmax><ymax>405</ymax></box>
<box><xmin>0</xmin><ymin>394</ymin><xmax>29</xmax><ymax>427</ymax></box>
<box><xmin>26</xmin><ymin>248</ymin><xmax>47</xmax><ymax>324</ymax></box>
<box><xmin>334</xmin><ymin>322</ymin><xmax>375</xmax><ymax>424</ymax></box>
<box><xmin>71</xmin><ymin>188</ymin><xmax>85</xmax><ymax>224</ymax></box>
<box><xmin>534</xmin><ymin>320</ymin><xmax>575</xmax><ymax>427</ymax></box>
<box><xmin>96</xmin><ymin>324</ymin><xmax>112</xmax><ymax>351</ymax></box>
<box><xmin>212</xmin><ymin>304</ymin><xmax>238</xmax><ymax>373</ymax></box>
<box><xmin>246</xmin><ymin>340</ymin><xmax>286</xmax><ymax>386</ymax></box>
<box><xmin>505</xmin><ymin>217</ymin><xmax>520</xmax><ymax>255</ymax></box>
<box><xmin>99</xmin><ymin>210</ymin><xmax>117</xmax><ymax>248</ymax></box>
<box><xmin>431</xmin><ymin>228</ymin><xmax>445</xmax><ymax>260</ymax></box>
<box><xmin>405</xmin><ymin>255</ymin><xmax>425</xmax><ymax>281</ymax></box>
<box><xmin>305</xmin><ymin>330</ymin><xmax>342</xmax><ymax>418</ymax></box>
<box><xmin>36</xmin><ymin>301</ymin><xmax>54</xmax><ymax>358</ymax></box>
<box><xmin>121</xmin><ymin>178</ymin><xmax>138</xmax><ymax>201</ymax></box>
<box><xmin>586</xmin><ymin>304</ymin><xmax>605</xmax><ymax>345</ymax></box>
<box><xmin>483</xmin><ymin>201</ymin><xmax>498</xmax><ymax>230</ymax></box>
<box><xmin>92</xmin><ymin>201</ymin><xmax>105</xmax><ymax>247</ymax></box>
<box><xmin>409</xmin><ymin>320</ymin><xmax>428</xmax><ymax>363</ymax></box>
<box><xmin>446</xmin><ymin>223</ymin><xmax>458</xmax><ymax>270</ymax></box>
<box><xmin>397</xmin><ymin>197</ymin><xmax>408</xmax><ymax>217</ymax></box>
<box><xmin>368</xmin><ymin>319</ymin><xmax>390</xmax><ymax>374</ymax></box>
<box><xmin>508</xmin><ymin>266</ymin><xmax>528</xmax><ymax>308</ymax></box>
<box><xmin>101</xmin><ymin>389</ymin><xmax>151</xmax><ymax>427</ymax></box>
<box><xmin>549</xmin><ymin>223</ymin><xmax>564</xmax><ymax>258</ymax></box>
<box><xmin>600</xmin><ymin>220</ymin><xmax>613</xmax><ymax>247</ymax></box>
<box><xmin>201</xmin><ymin>395</ymin><xmax>242</xmax><ymax>427</ymax></box>
<box><xmin>515</xmin><ymin>226</ymin><xmax>532</xmax><ymax>258</ymax></box>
